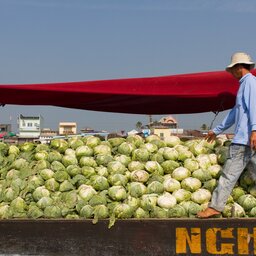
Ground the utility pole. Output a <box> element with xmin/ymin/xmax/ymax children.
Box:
<box><xmin>148</xmin><ymin>115</ymin><xmax>152</xmax><ymax>125</ymax></box>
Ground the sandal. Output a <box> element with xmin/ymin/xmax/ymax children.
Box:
<box><xmin>197</xmin><ymin>207</ymin><xmax>221</xmax><ymax>219</ymax></box>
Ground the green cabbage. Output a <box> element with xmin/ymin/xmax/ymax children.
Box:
<box><xmin>163</xmin><ymin>147</ymin><xmax>179</xmax><ymax>161</ymax></box>
<box><xmin>132</xmin><ymin>148</ymin><xmax>150</xmax><ymax>162</ymax></box>
<box><xmin>157</xmin><ymin>192</ymin><xmax>177</xmax><ymax>209</ymax></box>
<box><xmin>75</xmin><ymin>145</ymin><xmax>94</xmax><ymax>158</ymax></box>
<box><xmin>172</xmin><ymin>167</ymin><xmax>191</xmax><ymax>181</ymax></box>
<box><xmin>130</xmin><ymin>170</ymin><xmax>149</xmax><ymax>183</ymax></box>
<box><xmin>118</xmin><ymin>142</ymin><xmax>135</xmax><ymax>156</ymax></box>
<box><xmin>191</xmin><ymin>189</ymin><xmax>211</xmax><ymax>204</ymax></box>
<box><xmin>94</xmin><ymin>144</ymin><xmax>112</xmax><ymax>155</ymax></box>
<box><xmin>145</xmin><ymin>161</ymin><xmax>164</xmax><ymax>175</ymax></box>
<box><xmin>164</xmin><ymin>136</ymin><xmax>181</xmax><ymax>147</ymax></box>
<box><xmin>181</xmin><ymin>177</ymin><xmax>202</xmax><ymax>192</ymax></box>
<box><xmin>108</xmin><ymin>186</ymin><xmax>127</xmax><ymax>201</ymax></box>
<box><xmin>161</xmin><ymin>160</ymin><xmax>180</xmax><ymax>174</ymax></box>
<box><xmin>128</xmin><ymin>182</ymin><xmax>147</xmax><ymax>198</ymax></box>
<box><xmin>163</xmin><ymin>177</ymin><xmax>181</xmax><ymax>192</ymax></box>
<box><xmin>237</xmin><ymin>194</ymin><xmax>256</xmax><ymax>211</ymax></box>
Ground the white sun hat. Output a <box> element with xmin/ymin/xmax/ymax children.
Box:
<box><xmin>226</xmin><ymin>52</ymin><xmax>255</xmax><ymax>71</ymax></box>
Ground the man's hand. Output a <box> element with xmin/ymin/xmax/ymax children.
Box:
<box><xmin>250</xmin><ymin>131</ymin><xmax>256</xmax><ymax>150</ymax></box>
<box><xmin>205</xmin><ymin>130</ymin><xmax>216</xmax><ymax>143</ymax></box>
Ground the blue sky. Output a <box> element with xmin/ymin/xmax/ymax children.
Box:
<box><xmin>0</xmin><ymin>0</ymin><xmax>256</xmax><ymax>133</ymax></box>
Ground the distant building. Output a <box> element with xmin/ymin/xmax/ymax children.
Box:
<box><xmin>80</xmin><ymin>127</ymin><xmax>95</xmax><ymax>133</ymax></box>
<box><xmin>147</xmin><ymin>115</ymin><xmax>183</xmax><ymax>140</ymax></box>
<box><xmin>37</xmin><ymin>128</ymin><xmax>58</xmax><ymax>143</ymax></box>
<box><xmin>40</xmin><ymin>128</ymin><xmax>58</xmax><ymax>137</ymax></box>
<box><xmin>80</xmin><ymin>127</ymin><xmax>109</xmax><ymax>140</ymax></box>
<box><xmin>17</xmin><ymin>114</ymin><xmax>43</xmax><ymax>139</ymax></box>
<box><xmin>0</xmin><ymin>124</ymin><xmax>11</xmax><ymax>133</ymax></box>
<box><xmin>158</xmin><ymin>116</ymin><xmax>178</xmax><ymax>128</ymax></box>
<box><xmin>59</xmin><ymin>122</ymin><xmax>77</xmax><ymax>135</ymax></box>
<box><xmin>153</xmin><ymin>127</ymin><xmax>184</xmax><ymax>140</ymax></box>
<box><xmin>0</xmin><ymin>124</ymin><xmax>13</xmax><ymax>139</ymax></box>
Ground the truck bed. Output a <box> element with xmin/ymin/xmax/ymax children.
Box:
<box><xmin>0</xmin><ymin>218</ymin><xmax>255</xmax><ymax>256</ymax></box>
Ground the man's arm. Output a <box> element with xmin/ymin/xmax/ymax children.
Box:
<box><xmin>212</xmin><ymin>107</ymin><xmax>236</xmax><ymax>134</ymax></box>
<box><xmin>205</xmin><ymin>108</ymin><xmax>236</xmax><ymax>143</ymax></box>
<box><xmin>244</xmin><ymin>77</ymin><xmax>256</xmax><ymax>149</ymax></box>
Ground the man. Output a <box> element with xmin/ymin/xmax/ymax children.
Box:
<box><xmin>197</xmin><ymin>52</ymin><xmax>256</xmax><ymax>218</ymax></box>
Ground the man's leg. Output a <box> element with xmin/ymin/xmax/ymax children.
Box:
<box><xmin>198</xmin><ymin>144</ymin><xmax>251</xmax><ymax>218</ymax></box>
<box><xmin>246</xmin><ymin>160</ymin><xmax>256</xmax><ymax>182</ymax></box>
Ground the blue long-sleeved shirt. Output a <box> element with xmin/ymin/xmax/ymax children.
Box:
<box><xmin>213</xmin><ymin>73</ymin><xmax>256</xmax><ymax>145</ymax></box>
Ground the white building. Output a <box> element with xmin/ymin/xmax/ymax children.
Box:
<box><xmin>59</xmin><ymin>122</ymin><xmax>77</xmax><ymax>135</ymax></box>
<box><xmin>17</xmin><ymin>114</ymin><xmax>43</xmax><ymax>138</ymax></box>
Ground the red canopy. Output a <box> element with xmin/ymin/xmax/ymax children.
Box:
<box><xmin>0</xmin><ymin>69</ymin><xmax>255</xmax><ymax>114</ymax></box>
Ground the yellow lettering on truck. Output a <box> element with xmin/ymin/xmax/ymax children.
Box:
<box><xmin>206</xmin><ymin>228</ymin><xmax>234</xmax><ymax>254</ymax></box>
<box><xmin>176</xmin><ymin>228</ymin><xmax>201</xmax><ymax>254</ymax></box>
<box><xmin>176</xmin><ymin>227</ymin><xmax>256</xmax><ymax>255</ymax></box>
<box><xmin>237</xmin><ymin>228</ymin><xmax>249</xmax><ymax>255</ymax></box>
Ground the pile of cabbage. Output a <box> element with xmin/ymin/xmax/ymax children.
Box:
<box><xmin>0</xmin><ymin>134</ymin><xmax>255</xmax><ymax>227</ymax></box>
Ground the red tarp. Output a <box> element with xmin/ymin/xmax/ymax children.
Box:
<box><xmin>0</xmin><ymin>69</ymin><xmax>255</xmax><ymax>115</ymax></box>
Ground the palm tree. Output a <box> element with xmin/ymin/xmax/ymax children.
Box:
<box><xmin>136</xmin><ymin>121</ymin><xmax>143</xmax><ymax>131</ymax></box>
<box><xmin>201</xmin><ymin>123</ymin><xmax>208</xmax><ymax>131</ymax></box>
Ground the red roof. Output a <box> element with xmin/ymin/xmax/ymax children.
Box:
<box><xmin>0</xmin><ymin>69</ymin><xmax>255</xmax><ymax>114</ymax></box>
